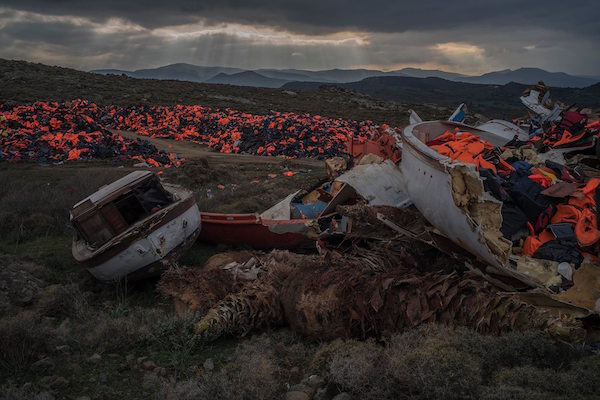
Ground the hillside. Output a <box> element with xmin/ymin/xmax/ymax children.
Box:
<box><xmin>395</xmin><ymin>67</ymin><xmax>468</xmax><ymax>80</ymax></box>
<box><xmin>5</xmin><ymin>59</ymin><xmax>596</xmax><ymax>124</ymax></box>
<box><xmin>0</xmin><ymin>59</ymin><xmax>443</xmax><ymax>126</ymax></box>
<box><xmin>460</xmin><ymin>67</ymin><xmax>598</xmax><ymax>88</ymax></box>
<box><xmin>92</xmin><ymin>63</ymin><xmax>244</xmax><ymax>83</ymax></box>
<box><xmin>206</xmin><ymin>71</ymin><xmax>288</xmax><ymax>88</ymax></box>
<box><xmin>284</xmin><ymin>77</ymin><xmax>600</xmax><ymax>118</ymax></box>
<box><xmin>255</xmin><ymin>69</ymin><xmax>334</xmax><ymax>83</ymax></box>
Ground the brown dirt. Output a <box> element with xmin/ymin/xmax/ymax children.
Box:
<box><xmin>114</xmin><ymin>129</ymin><xmax>323</xmax><ymax>168</ymax></box>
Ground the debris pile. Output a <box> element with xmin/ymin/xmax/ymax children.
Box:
<box><xmin>1</xmin><ymin>100</ymin><xmax>398</xmax><ymax>163</ymax></box>
<box><xmin>426</xmin><ymin>113</ymin><xmax>600</xmax><ymax>274</ymax></box>
<box><xmin>157</xmin><ymin>85</ymin><xmax>600</xmax><ymax>343</ymax></box>
<box><xmin>107</xmin><ymin>105</ymin><xmax>381</xmax><ymax>159</ymax></box>
<box><xmin>49</xmin><ymin>81</ymin><xmax>598</xmax><ymax>342</ymax></box>
<box><xmin>0</xmin><ymin>100</ymin><xmax>176</xmax><ymax>165</ymax></box>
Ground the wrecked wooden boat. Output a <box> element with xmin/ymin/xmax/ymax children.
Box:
<box><xmin>70</xmin><ymin>171</ymin><xmax>201</xmax><ymax>281</ymax></box>
<box><xmin>401</xmin><ymin>120</ymin><xmax>600</xmax><ymax>315</ymax></box>
<box><xmin>197</xmin><ymin>160</ymin><xmax>408</xmax><ymax>249</ymax></box>
<box><xmin>197</xmin><ymin>184</ymin><xmax>350</xmax><ymax>249</ymax></box>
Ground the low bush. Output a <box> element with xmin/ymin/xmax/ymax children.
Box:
<box><xmin>0</xmin><ymin>312</ymin><xmax>55</xmax><ymax>376</ymax></box>
<box><xmin>154</xmin><ymin>336</ymin><xmax>283</xmax><ymax>400</ymax></box>
<box><xmin>320</xmin><ymin>325</ymin><xmax>600</xmax><ymax>400</ymax></box>
<box><xmin>0</xmin><ymin>385</ymin><xmax>55</xmax><ymax>400</ymax></box>
<box><xmin>38</xmin><ymin>283</ymin><xmax>91</xmax><ymax>320</ymax></box>
<box><xmin>80</xmin><ymin>307</ymin><xmax>166</xmax><ymax>352</ymax></box>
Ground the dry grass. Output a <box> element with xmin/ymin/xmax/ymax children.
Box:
<box><xmin>0</xmin><ymin>164</ymin><xmax>130</xmax><ymax>242</ymax></box>
<box><xmin>79</xmin><ymin>307</ymin><xmax>167</xmax><ymax>352</ymax></box>
<box><xmin>0</xmin><ymin>385</ymin><xmax>54</xmax><ymax>400</ymax></box>
<box><xmin>0</xmin><ymin>312</ymin><xmax>55</xmax><ymax>376</ymax></box>
<box><xmin>153</xmin><ymin>336</ymin><xmax>284</xmax><ymax>400</ymax></box>
<box><xmin>327</xmin><ymin>339</ymin><xmax>387</xmax><ymax>399</ymax></box>
<box><xmin>317</xmin><ymin>325</ymin><xmax>600</xmax><ymax>400</ymax></box>
<box><xmin>38</xmin><ymin>283</ymin><xmax>91</xmax><ymax>320</ymax></box>
<box><xmin>0</xmin><ymin>159</ymin><xmax>598</xmax><ymax>399</ymax></box>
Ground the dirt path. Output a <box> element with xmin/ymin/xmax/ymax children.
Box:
<box><xmin>113</xmin><ymin>129</ymin><xmax>324</xmax><ymax>168</ymax></box>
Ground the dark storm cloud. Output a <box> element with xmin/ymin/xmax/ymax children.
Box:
<box><xmin>2</xmin><ymin>0</ymin><xmax>598</xmax><ymax>36</ymax></box>
<box><xmin>0</xmin><ymin>1</ymin><xmax>598</xmax><ymax>74</ymax></box>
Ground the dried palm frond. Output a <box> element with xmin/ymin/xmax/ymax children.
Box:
<box><xmin>183</xmin><ymin>250</ymin><xmax>583</xmax><ymax>342</ymax></box>
<box><xmin>283</xmin><ymin>267</ymin><xmax>583</xmax><ymax>341</ymax></box>
<box><xmin>157</xmin><ymin>251</ymin><xmax>262</xmax><ymax>315</ymax></box>
<box><xmin>195</xmin><ymin>282</ymin><xmax>284</xmax><ymax>341</ymax></box>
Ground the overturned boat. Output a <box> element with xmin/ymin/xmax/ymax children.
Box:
<box><xmin>70</xmin><ymin>171</ymin><xmax>201</xmax><ymax>281</ymax></box>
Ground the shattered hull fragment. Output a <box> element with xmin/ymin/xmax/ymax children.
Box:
<box><xmin>401</xmin><ymin>121</ymin><xmax>509</xmax><ymax>267</ymax></box>
<box><xmin>401</xmin><ymin>120</ymin><xmax>600</xmax><ymax>315</ymax></box>
<box><xmin>197</xmin><ymin>212</ymin><xmax>317</xmax><ymax>249</ymax></box>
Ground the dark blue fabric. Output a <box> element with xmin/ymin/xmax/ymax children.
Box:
<box><xmin>510</xmin><ymin>160</ymin><xmax>533</xmax><ymax>173</ymax></box>
<box><xmin>508</xmin><ymin>174</ymin><xmax>555</xmax><ymax>222</ymax></box>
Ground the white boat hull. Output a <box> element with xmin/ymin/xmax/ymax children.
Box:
<box><xmin>401</xmin><ymin>121</ymin><xmax>511</xmax><ymax>267</ymax></box>
<box><xmin>87</xmin><ymin>204</ymin><xmax>201</xmax><ymax>281</ymax></box>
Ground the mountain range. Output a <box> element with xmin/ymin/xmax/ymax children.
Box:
<box><xmin>92</xmin><ymin>63</ymin><xmax>599</xmax><ymax>88</ymax></box>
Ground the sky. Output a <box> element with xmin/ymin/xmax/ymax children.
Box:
<box><xmin>0</xmin><ymin>1</ymin><xmax>598</xmax><ymax>75</ymax></box>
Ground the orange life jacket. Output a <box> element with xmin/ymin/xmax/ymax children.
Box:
<box><xmin>569</xmin><ymin>178</ymin><xmax>600</xmax><ymax>209</ymax></box>
<box><xmin>522</xmin><ymin>229</ymin><xmax>555</xmax><ymax>256</ymax></box>
<box><xmin>551</xmin><ymin>204</ymin><xmax>582</xmax><ymax>225</ymax></box>
<box><xmin>575</xmin><ymin>208</ymin><xmax>600</xmax><ymax>247</ymax></box>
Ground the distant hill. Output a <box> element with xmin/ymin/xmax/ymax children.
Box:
<box><xmin>92</xmin><ymin>63</ymin><xmax>244</xmax><ymax>83</ymax></box>
<box><xmin>255</xmin><ymin>69</ymin><xmax>334</xmax><ymax>83</ymax></box>
<box><xmin>206</xmin><ymin>71</ymin><xmax>289</xmax><ymax>88</ymax></box>
<box><xmin>394</xmin><ymin>67</ymin><xmax>468</xmax><ymax>80</ymax></box>
<box><xmin>93</xmin><ymin>68</ymin><xmax>133</xmax><ymax>75</ymax></box>
<box><xmin>558</xmin><ymin>82</ymin><xmax>600</xmax><ymax>107</ymax></box>
<box><xmin>296</xmin><ymin>68</ymin><xmax>404</xmax><ymax>83</ymax></box>
<box><xmin>459</xmin><ymin>67</ymin><xmax>597</xmax><ymax>88</ymax></box>
<box><xmin>92</xmin><ymin>63</ymin><xmax>599</xmax><ymax>88</ymax></box>
<box><xmin>283</xmin><ymin>76</ymin><xmax>600</xmax><ymax>118</ymax></box>
<box><xmin>341</xmin><ymin>77</ymin><xmax>528</xmax><ymax>116</ymax></box>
